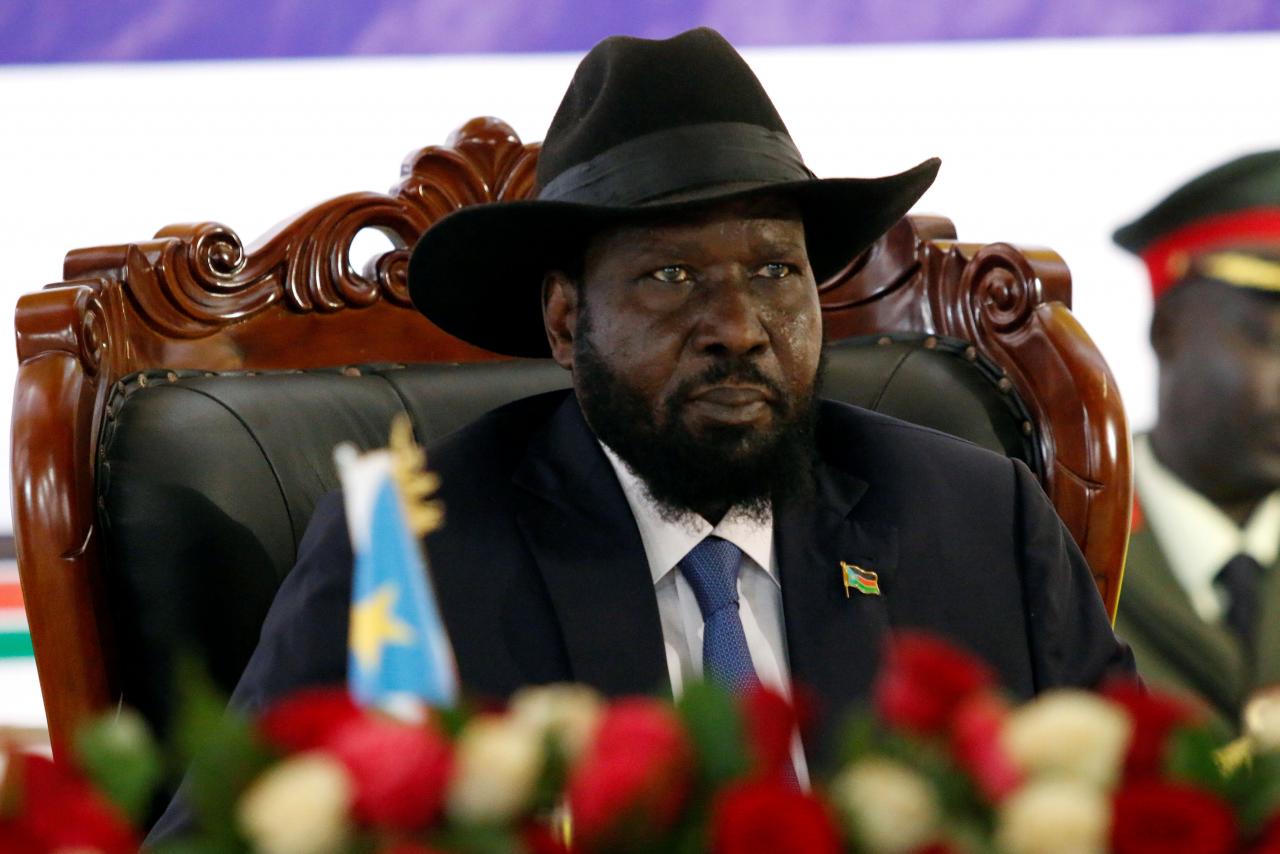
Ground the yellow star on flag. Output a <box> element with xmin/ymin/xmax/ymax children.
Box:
<box><xmin>350</xmin><ymin>583</ymin><xmax>415</xmax><ymax>673</ymax></box>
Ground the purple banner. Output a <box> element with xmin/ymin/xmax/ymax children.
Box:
<box><xmin>3</xmin><ymin>0</ymin><xmax>1279</xmax><ymax>64</ymax></box>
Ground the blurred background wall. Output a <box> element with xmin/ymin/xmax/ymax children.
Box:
<box><xmin>2</xmin><ymin>0</ymin><xmax>1277</xmax><ymax>732</ymax></box>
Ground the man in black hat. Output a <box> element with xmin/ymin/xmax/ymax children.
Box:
<box><xmin>156</xmin><ymin>31</ymin><xmax>1129</xmax><ymax>833</ymax></box>
<box><xmin>1113</xmin><ymin>151</ymin><xmax>1280</xmax><ymax>726</ymax></box>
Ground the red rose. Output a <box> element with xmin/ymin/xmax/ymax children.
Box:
<box><xmin>1111</xmin><ymin>780</ymin><xmax>1237</xmax><ymax>854</ymax></box>
<box><xmin>7</xmin><ymin>753</ymin><xmax>138</xmax><ymax>854</ymax></box>
<box><xmin>875</xmin><ymin>632</ymin><xmax>995</xmax><ymax>735</ymax></box>
<box><xmin>1249</xmin><ymin>811</ymin><xmax>1280</xmax><ymax>853</ymax></box>
<box><xmin>1102</xmin><ymin>680</ymin><xmax>1202</xmax><ymax>780</ymax></box>
<box><xmin>258</xmin><ymin>686</ymin><xmax>366</xmax><ymax>753</ymax></box>
<box><xmin>742</xmin><ymin>683</ymin><xmax>798</xmax><ymax>782</ymax></box>
<box><xmin>950</xmin><ymin>693</ymin><xmax>1022</xmax><ymax>802</ymax></box>
<box><xmin>521</xmin><ymin>821</ymin><xmax>573</xmax><ymax>854</ymax></box>
<box><xmin>710</xmin><ymin>779</ymin><xmax>841</xmax><ymax>854</ymax></box>
<box><xmin>326</xmin><ymin>714</ymin><xmax>453</xmax><ymax>831</ymax></box>
<box><xmin>0</xmin><ymin>819</ymin><xmax>40</xmax><ymax>854</ymax></box>
<box><xmin>567</xmin><ymin>698</ymin><xmax>694</xmax><ymax>850</ymax></box>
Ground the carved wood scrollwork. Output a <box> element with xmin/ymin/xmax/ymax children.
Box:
<box><xmin>92</xmin><ymin>117</ymin><xmax>540</xmax><ymax>339</ymax></box>
<box><xmin>819</xmin><ymin>217</ymin><xmax>1129</xmax><ymax>614</ymax></box>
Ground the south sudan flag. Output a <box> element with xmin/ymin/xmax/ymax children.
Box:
<box><xmin>842</xmin><ymin>561</ymin><xmax>880</xmax><ymax>597</ymax></box>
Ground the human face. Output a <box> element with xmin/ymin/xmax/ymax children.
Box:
<box><xmin>543</xmin><ymin>198</ymin><xmax>824</xmax><ymax>519</ymax></box>
<box><xmin>1151</xmin><ymin>278</ymin><xmax>1280</xmax><ymax>515</ymax></box>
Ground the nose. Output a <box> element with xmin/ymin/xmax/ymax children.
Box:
<box><xmin>692</xmin><ymin>276</ymin><xmax>770</xmax><ymax>358</ymax></box>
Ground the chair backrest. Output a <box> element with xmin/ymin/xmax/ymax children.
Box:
<box><xmin>11</xmin><ymin>117</ymin><xmax>1132</xmax><ymax>754</ymax></box>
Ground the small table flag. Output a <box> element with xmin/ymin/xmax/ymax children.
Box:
<box><xmin>336</xmin><ymin>416</ymin><xmax>458</xmax><ymax>711</ymax></box>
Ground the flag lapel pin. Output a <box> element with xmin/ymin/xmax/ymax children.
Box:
<box><xmin>841</xmin><ymin>561</ymin><xmax>881</xmax><ymax>598</ymax></box>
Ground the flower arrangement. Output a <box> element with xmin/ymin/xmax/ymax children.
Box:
<box><xmin>5</xmin><ymin>632</ymin><xmax>1280</xmax><ymax>854</ymax></box>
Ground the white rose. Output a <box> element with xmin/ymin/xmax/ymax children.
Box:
<box><xmin>1002</xmin><ymin>690</ymin><xmax>1131</xmax><ymax>788</ymax></box>
<box><xmin>830</xmin><ymin>757</ymin><xmax>940</xmax><ymax>854</ymax></box>
<box><xmin>236</xmin><ymin>752</ymin><xmax>352</xmax><ymax>854</ymax></box>
<box><xmin>996</xmin><ymin>778</ymin><xmax>1110</xmax><ymax>854</ymax></box>
<box><xmin>1245</xmin><ymin>687</ymin><xmax>1280</xmax><ymax>752</ymax></box>
<box><xmin>509</xmin><ymin>683</ymin><xmax>603</xmax><ymax>761</ymax></box>
<box><xmin>447</xmin><ymin>715</ymin><xmax>545</xmax><ymax>824</ymax></box>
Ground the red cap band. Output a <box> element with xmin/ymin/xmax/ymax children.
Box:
<box><xmin>1140</xmin><ymin>208</ymin><xmax>1280</xmax><ymax>300</ymax></box>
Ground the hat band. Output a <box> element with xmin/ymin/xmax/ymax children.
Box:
<box><xmin>537</xmin><ymin>121</ymin><xmax>816</xmax><ymax>206</ymax></box>
<box><xmin>1141</xmin><ymin>207</ymin><xmax>1280</xmax><ymax>298</ymax></box>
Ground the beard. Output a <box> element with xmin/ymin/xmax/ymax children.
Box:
<box><xmin>573</xmin><ymin>316</ymin><xmax>821</xmax><ymax>524</ymax></box>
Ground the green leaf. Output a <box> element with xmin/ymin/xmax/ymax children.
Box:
<box><xmin>431</xmin><ymin>823</ymin><xmax>525</xmax><ymax>854</ymax></box>
<box><xmin>944</xmin><ymin>819</ymin><xmax>1001</xmax><ymax>854</ymax></box>
<box><xmin>1231</xmin><ymin>753</ymin><xmax>1280</xmax><ymax>832</ymax></box>
<box><xmin>531</xmin><ymin>731</ymin><xmax>569</xmax><ymax>813</ymax></box>
<box><xmin>74</xmin><ymin>708</ymin><xmax>165</xmax><ymax>824</ymax></box>
<box><xmin>170</xmin><ymin>657</ymin><xmax>276</xmax><ymax>846</ymax></box>
<box><xmin>837</xmin><ymin>706</ymin><xmax>881</xmax><ymax>764</ymax></box>
<box><xmin>435</xmin><ymin>702</ymin><xmax>474</xmax><ymax>740</ymax></box>
<box><xmin>675</xmin><ymin>681</ymin><xmax>749</xmax><ymax>789</ymax></box>
<box><xmin>1165</xmin><ymin>726</ymin><xmax>1231</xmax><ymax>794</ymax></box>
<box><xmin>655</xmin><ymin>816</ymin><xmax>710</xmax><ymax>854</ymax></box>
<box><xmin>148</xmin><ymin>836</ymin><xmax>249</xmax><ymax>854</ymax></box>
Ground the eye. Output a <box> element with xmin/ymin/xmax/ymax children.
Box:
<box><xmin>755</xmin><ymin>262</ymin><xmax>797</xmax><ymax>279</ymax></box>
<box><xmin>649</xmin><ymin>265</ymin><xmax>691</xmax><ymax>284</ymax></box>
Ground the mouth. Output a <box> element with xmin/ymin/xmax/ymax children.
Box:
<box><xmin>685</xmin><ymin>384</ymin><xmax>776</xmax><ymax>425</ymax></box>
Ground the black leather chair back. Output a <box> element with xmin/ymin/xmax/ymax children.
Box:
<box><xmin>97</xmin><ymin>333</ymin><xmax>1037</xmax><ymax>734</ymax></box>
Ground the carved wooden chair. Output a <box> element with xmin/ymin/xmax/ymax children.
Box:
<box><xmin>11</xmin><ymin>117</ymin><xmax>1131</xmax><ymax>757</ymax></box>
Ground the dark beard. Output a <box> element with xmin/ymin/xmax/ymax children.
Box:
<box><xmin>573</xmin><ymin>319</ymin><xmax>821</xmax><ymax>524</ymax></box>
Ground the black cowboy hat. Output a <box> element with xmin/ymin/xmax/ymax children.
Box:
<box><xmin>409</xmin><ymin>27</ymin><xmax>940</xmax><ymax>358</ymax></box>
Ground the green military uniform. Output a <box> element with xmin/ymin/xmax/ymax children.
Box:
<box><xmin>1117</xmin><ymin>510</ymin><xmax>1280</xmax><ymax>727</ymax></box>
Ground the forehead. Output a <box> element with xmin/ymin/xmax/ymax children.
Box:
<box><xmin>1169</xmin><ymin>278</ymin><xmax>1280</xmax><ymax>336</ymax></box>
<box><xmin>1235</xmin><ymin>288</ymin><xmax>1280</xmax><ymax>336</ymax></box>
<box><xmin>583</xmin><ymin>195</ymin><xmax>805</xmax><ymax>264</ymax></box>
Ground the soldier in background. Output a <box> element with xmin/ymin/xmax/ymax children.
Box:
<box><xmin>1114</xmin><ymin>151</ymin><xmax>1280</xmax><ymax>725</ymax></box>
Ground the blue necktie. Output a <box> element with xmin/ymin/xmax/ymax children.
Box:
<box><xmin>679</xmin><ymin>536</ymin><xmax>758</xmax><ymax>694</ymax></box>
<box><xmin>681</xmin><ymin>535</ymin><xmax>802</xmax><ymax>787</ymax></box>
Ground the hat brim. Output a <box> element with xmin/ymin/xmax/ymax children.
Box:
<box><xmin>409</xmin><ymin>157</ymin><xmax>940</xmax><ymax>358</ymax></box>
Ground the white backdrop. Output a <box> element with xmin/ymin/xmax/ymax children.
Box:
<box><xmin>2</xmin><ymin>31</ymin><xmax>1279</xmax><ymax>540</ymax></box>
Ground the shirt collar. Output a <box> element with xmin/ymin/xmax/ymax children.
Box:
<box><xmin>1134</xmin><ymin>435</ymin><xmax>1280</xmax><ymax>619</ymax></box>
<box><xmin>599</xmin><ymin>442</ymin><xmax>776</xmax><ymax>586</ymax></box>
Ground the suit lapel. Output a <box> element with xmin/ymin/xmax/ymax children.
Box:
<box><xmin>1249</xmin><ymin>555</ymin><xmax>1280</xmax><ymax>688</ymax></box>
<box><xmin>511</xmin><ymin>397</ymin><xmax>669</xmax><ymax>698</ymax></box>
<box><xmin>1121</xmin><ymin>525</ymin><xmax>1245</xmax><ymax>715</ymax></box>
<box><xmin>777</xmin><ymin>461</ymin><xmax>893</xmax><ymax>770</ymax></box>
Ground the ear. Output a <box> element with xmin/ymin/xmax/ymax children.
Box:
<box><xmin>543</xmin><ymin>270</ymin><xmax>580</xmax><ymax>370</ymax></box>
<box><xmin>1149</xmin><ymin>294</ymin><xmax>1182</xmax><ymax>361</ymax></box>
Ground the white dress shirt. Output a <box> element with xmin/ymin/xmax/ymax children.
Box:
<box><xmin>599</xmin><ymin>442</ymin><xmax>809</xmax><ymax>785</ymax></box>
<box><xmin>1134</xmin><ymin>435</ymin><xmax>1280</xmax><ymax>623</ymax></box>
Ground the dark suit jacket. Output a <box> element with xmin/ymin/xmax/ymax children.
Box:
<box><xmin>151</xmin><ymin>390</ymin><xmax>1131</xmax><ymax>839</ymax></box>
<box><xmin>228</xmin><ymin>390</ymin><xmax>1129</xmax><ymax>748</ymax></box>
